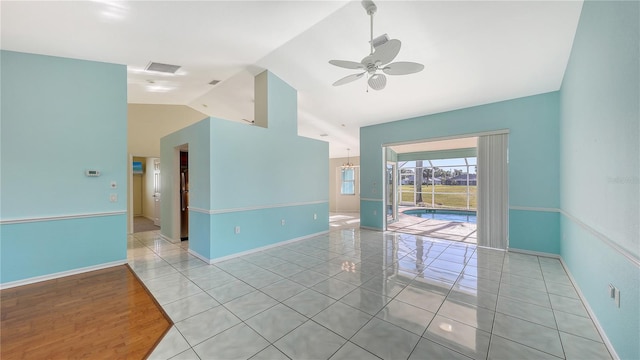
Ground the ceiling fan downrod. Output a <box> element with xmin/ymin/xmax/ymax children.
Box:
<box><xmin>328</xmin><ymin>0</ymin><xmax>425</xmax><ymax>90</ymax></box>
<box><xmin>363</xmin><ymin>0</ymin><xmax>377</xmax><ymax>55</ymax></box>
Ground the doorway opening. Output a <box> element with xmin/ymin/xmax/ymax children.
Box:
<box><xmin>385</xmin><ymin>137</ymin><xmax>478</xmax><ymax>244</ymax></box>
<box><xmin>384</xmin><ymin>132</ymin><xmax>509</xmax><ymax>249</ymax></box>
<box><xmin>131</xmin><ymin>156</ymin><xmax>161</xmax><ymax>233</ymax></box>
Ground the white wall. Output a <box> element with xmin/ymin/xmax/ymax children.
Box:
<box><xmin>128</xmin><ymin>104</ymin><xmax>207</xmax><ymax>157</ymax></box>
<box><xmin>132</xmin><ymin>156</ymin><xmax>145</xmax><ymax>216</ymax></box>
<box><xmin>128</xmin><ymin>104</ymin><xmax>206</xmax><ymax>231</ymax></box>
<box><xmin>329</xmin><ymin>157</ymin><xmax>360</xmax><ymax>213</ymax></box>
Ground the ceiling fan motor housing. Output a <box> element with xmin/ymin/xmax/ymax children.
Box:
<box><xmin>371</xmin><ymin>34</ymin><xmax>389</xmax><ymax>49</ymax></box>
<box><xmin>329</xmin><ymin>0</ymin><xmax>424</xmax><ymax>90</ymax></box>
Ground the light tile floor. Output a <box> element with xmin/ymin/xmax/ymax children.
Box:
<box><xmin>128</xmin><ymin>228</ymin><xmax>612</xmax><ymax>360</ymax></box>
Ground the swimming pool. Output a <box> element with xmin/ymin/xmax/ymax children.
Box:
<box><xmin>403</xmin><ymin>209</ymin><xmax>477</xmax><ymax>224</ymax></box>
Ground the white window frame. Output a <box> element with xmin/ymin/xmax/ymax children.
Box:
<box><xmin>340</xmin><ymin>167</ymin><xmax>358</xmax><ymax>196</ymax></box>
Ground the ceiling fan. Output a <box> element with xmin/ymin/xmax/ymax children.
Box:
<box><xmin>329</xmin><ymin>0</ymin><xmax>424</xmax><ymax>91</ymax></box>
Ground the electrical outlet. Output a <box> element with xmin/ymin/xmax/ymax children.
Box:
<box><xmin>281</xmin><ymin>219</ymin><xmax>285</xmax><ymax>226</ymax></box>
<box><xmin>313</xmin><ymin>213</ymin><xmax>317</xmax><ymax>220</ymax></box>
<box><xmin>234</xmin><ymin>226</ymin><xmax>240</xmax><ymax>234</ymax></box>
<box><xmin>373</xmin><ymin>210</ymin><xmax>377</xmax><ymax>216</ymax></box>
<box><xmin>109</xmin><ymin>193</ymin><xmax>117</xmax><ymax>202</ymax></box>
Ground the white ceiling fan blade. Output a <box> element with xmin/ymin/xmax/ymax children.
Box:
<box><xmin>383</xmin><ymin>62</ymin><xmax>425</xmax><ymax>75</ymax></box>
<box><xmin>333</xmin><ymin>72</ymin><xmax>365</xmax><ymax>86</ymax></box>
<box><xmin>371</xmin><ymin>39</ymin><xmax>401</xmax><ymax>65</ymax></box>
<box><xmin>368</xmin><ymin>73</ymin><xmax>387</xmax><ymax>90</ymax></box>
<box><xmin>329</xmin><ymin>60</ymin><xmax>365</xmax><ymax>70</ymax></box>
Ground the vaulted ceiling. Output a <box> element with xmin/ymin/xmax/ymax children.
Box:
<box><xmin>1</xmin><ymin>1</ymin><xmax>583</xmax><ymax>157</ymax></box>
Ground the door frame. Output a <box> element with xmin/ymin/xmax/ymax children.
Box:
<box><xmin>385</xmin><ymin>161</ymin><xmax>398</xmax><ymax>229</ymax></box>
<box><xmin>152</xmin><ymin>158</ymin><xmax>161</xmax><ymax>226</ymax></box>
<box><xmin>382</xmin><ymin>130</ymin><xmax>508</xmax><ymax>246</ymax></box>
<box><xmin>160</xmin><ymin>145</ymin><xmax>184</xmax><ymax>242</ymax></box>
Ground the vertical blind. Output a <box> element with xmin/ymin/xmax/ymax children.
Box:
<box><xmin>477</xmin><ymin>134</ymin><xmax>509</xmax><ymax>249</ymax></box>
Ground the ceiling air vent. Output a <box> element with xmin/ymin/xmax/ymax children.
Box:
<box><xmin>145</xmin><ymin>62</ymin><xmax>181</xmax><ymax>74</ymax></box>
<box><xmin>209</xmin><ymin>80</ymin><xmax>221</xmax><ymax>86</ymax></box>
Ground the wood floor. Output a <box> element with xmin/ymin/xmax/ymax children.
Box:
<box><xmin>1</xmin><ymin>265</ymin><xmax>171</xmax><ymax>359</ymax></box>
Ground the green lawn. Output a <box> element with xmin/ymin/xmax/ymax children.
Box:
<box><xmin>399</xmin><ymin>185</ymin><xmax>477</xmax><ymax>209</ymax></box>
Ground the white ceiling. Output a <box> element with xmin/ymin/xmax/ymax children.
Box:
<box><xmin>1</xmin><ymin>1</ymin><xmax>583</xmax><ymax>158</ymax></box>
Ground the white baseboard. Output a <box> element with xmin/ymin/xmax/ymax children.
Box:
<box><xmin>159</xmin><ymin>233</ymin><xmax>181</xmax><ymax>244</ymax></box>
<box><xmin>0</xmin><ymin>260</ymin><xmax>127</xmax><ymax>290</ymax></box>
<box><xmin>506</xmin><ymin>248</ymin><xmax>619</xmax><ymax>359</ymax></box>
<box><xmin>188</xmin><ymin>248</ymin><xmax>210</xmax><ymax>264</ymax></box>
<box><xmin>477</xmin><ymin>245</ymin><xmax>507</xmax><ymax>252</ymax></box>
<box><xmin>507</xmin><ymin>247</ymin><xmax>561</xmax><ymax>259</ymax></box>
<box><xmin>196</xmin><ymin>231</ymin><xmax>330</xmax><ymax>265</ymax></box>
<box><xmin>360</xmin><ymin>226</ymin><xmax>383</xmax><ymax>231</ymax></box>
<box><xmin>558</xmin><ymin>257</ymin><xmax>620</xmax><ymax>360</ymax></box>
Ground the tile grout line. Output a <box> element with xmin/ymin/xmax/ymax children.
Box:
<box><xmin>484</xmin><ymin>246</ymin><xmax>506</xmax><ymax>360</ymax></box>
<box><xmin>128</xmin><ymin>229</ymin><xmax>610</xmax><ymax>360</ymax></box>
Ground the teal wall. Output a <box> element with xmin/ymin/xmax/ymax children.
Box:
<box><xmin>0</xmin><ymin>51</ymin><xmax>127</xmax><ymax>284</ymax></box>
<box><xmin>210</xmin><ymin>119</ymin><xmax>328</xmax><ymax>209</ymax></box>
<box><xmin>360</xmin><ymin>92</ymin><xmax>561</xmax><ymax>253</ymax></box>
<box><xmin>559</xmin><ymin>1</ymin><xmax>639</xmax><ymax>358</ymax></box>
<box><xmin>160</xmin><ymin>119</ymin><xmax>210</xmax><ymax>255</ymax></box>
<box><xmin>160</xmin><ymin>72</ymin><xmax>329</xmax><ymax>262</ymax></box>
<box><xmin>209</xmin><ymin>202</ymin><xmax>329</xmax><ymax>259</ymax></box>
<box><xmin>509</xmin><ymin>210</ymin><xmax>560</xmax><ymax>254</ymax></box>
<box><xmin>262</xmin><ymin>70</ymin><xmax>298</xmax><ymax>136</ymax></box>
<box><xmin>1</xmin><ymin>215</ymin><xmax>127</xmax><ymax>283</ymax></box>
<box><xmin>207</xmin><ymin>110</ymin><xmax>329</xmax><ymax>260</ymax></box>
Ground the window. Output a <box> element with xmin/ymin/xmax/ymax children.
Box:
<box><xmin>340</xmin><ymin>168</ymin><xmax>356</xmax><ymax>195</ymax></box>
<box><xmin>398</xmin><ymin>157</ymin><xmax>477</xmax><ymax>209</ymax></box>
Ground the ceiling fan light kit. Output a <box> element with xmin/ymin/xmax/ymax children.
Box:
<box><xmin>329</xmin><ymin>0</ymin><xmax>424</xmax><ymax>91</ymax></box>
<box><xmin>368</xmin><ymin>73</ymin><xmax>386</xmax><ymax>90</ymax></box>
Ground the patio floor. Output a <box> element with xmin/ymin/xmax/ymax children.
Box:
<box><xmin>386</xmin><ymin>210</ymin><xmax>477</xmax><ymax>244</ymax></box>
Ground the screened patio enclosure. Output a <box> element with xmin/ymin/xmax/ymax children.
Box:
<box><xmin>397</xmin><ymin>157</ymin><xmax>477</xmax><ymax>210</ymax></box>
<box><xmin>384</xmin><ymin>132</ymin><xmax>509</xmax><ymax>250</ymax></box>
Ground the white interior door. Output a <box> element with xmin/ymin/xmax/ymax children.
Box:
<box><xmin>153</xmin><ymin>159</ymin><xmax>161</xmax><ymax>226</ymax></box>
